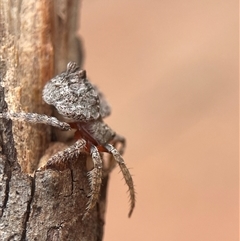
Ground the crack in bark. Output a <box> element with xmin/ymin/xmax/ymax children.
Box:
<box><xmin>0</xmin><ymin>155</ymin><xmax>10</xmax><ymax>218</ymax></box>
<box><xmin>1</xmin><ymin>160</ymin><xmax>10</xmax><ymax>215</ymax></box>
<box><xmin>0</xmin><ymin>78</ymin><xmax>35</xmax><ymax>240</ymax></box>
<box><xmin>20</xmin><ymin>175</ymin><xmax>34</xmax><ymax>241</ymax></box>
<box><xmin>0</xmin><ymin>80</ymin><xmax>16</xmax><ymax>218</ymax></box>
<box><xmin>63</xmin><ymin>169</ymin><xmax>74</xmax><ymax>198</ymax></box>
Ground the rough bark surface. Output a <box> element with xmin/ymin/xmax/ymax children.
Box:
<box><xmin>0</xmin><ymin>1</ymin><xmax>106</xmax><ymax>240</ymax></box>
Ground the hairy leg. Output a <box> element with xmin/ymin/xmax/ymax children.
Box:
<box><xmin>111</xmin><ymin>134</ymin><xmax>126</xmax><ymax>155</ymax></box>
<box><xmin>104</xmin><ymin>144</ymin><xmax>135</xmax><ymax>217</ymax></box>
<box><xmin>39</xmin><ymin>139</ymin><xmax>86</xmax><ymax>171</ymax></box>
<box><xmin>0</xmin><ymin>111</ymin><xmax>70</xmax><ymax>130</ymax></box>
<box><xmin>83</xmin><ymin>145</ymin><xmax>103</xmax><ymax>220</ymax></box>
<box><xmin>102</xmin><ymin>134</ymin><xmax>126</xmax><ymax>176</ymax></box>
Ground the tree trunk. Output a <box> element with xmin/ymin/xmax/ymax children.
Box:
<box><xmin>0</xmin><ymin>1</ymin><xmax>107</xmax><ymax>240</ymax></box>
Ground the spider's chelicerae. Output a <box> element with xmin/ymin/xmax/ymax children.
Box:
<box><xmin>1</xmin><ymin>62</ymin><xmax>135</xmax><ymax>219</ymax></box>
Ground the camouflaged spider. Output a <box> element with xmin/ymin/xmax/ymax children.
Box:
<box><xmin>1</xmin><ymin>62</ymin><xmax>135</xmax><ymax>219</ymax></box>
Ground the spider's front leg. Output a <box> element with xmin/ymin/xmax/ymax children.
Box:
<box><xmin>39</xmin><ymin>139</ymin><xmax>86</xmax><ymax>171</ymax></box>
<box><xmin>104</xmin><ymin>144</ymin><xmax>136</xmax><ymax>217</ymax></box>
<box><xmin>0</xmin><ymin>111</ymin><xmax>71</xmax><ymax>130</ymax></box>
<box><xmin>83</xmin><ymin>145</ymin><xmax>103</xmax><ymax>220</ymax></box>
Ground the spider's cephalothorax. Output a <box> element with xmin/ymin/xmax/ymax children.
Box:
<box><xmin>1</xmin><ymin>62</ymin><xmax>135</xmax><ymax>219</ymax></box>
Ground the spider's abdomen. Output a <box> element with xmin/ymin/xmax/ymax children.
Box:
<box><xmin>42</xmin><ymin>64</ymin><xmax>101</xmax><ymax>122</ymax></box>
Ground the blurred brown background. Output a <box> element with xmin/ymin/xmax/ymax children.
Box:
<box><xmin>79</xmin><ymin>1</ymin><xmax>238</xmax><ymax>241</ymax></box>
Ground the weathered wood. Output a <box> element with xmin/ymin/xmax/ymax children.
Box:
<box><xmin>0</xmin><ymin>0</ymin><xmax>83</xmax><ymax>173</ymax></box>
<box><xmin>0</xmin><ymin>0</ymin><xmax>106</xmax><ymax>240</ymax></box>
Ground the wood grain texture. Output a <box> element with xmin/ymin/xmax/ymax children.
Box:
<box><xmin>0</xmin><ymin>0</ymin><xmax>106</xmax><ymax>240</ymax></box>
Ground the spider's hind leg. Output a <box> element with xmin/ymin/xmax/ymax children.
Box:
<box><xmin>104</xmin><ymin>144</ymin><xmax>136</xmax><ymax>218</ymax></box>
<box><xmin>103</xmin><ymin>134</ymin><xmax>126</xmax><ymax>175</ymax></box>
<box><xmin>111</xmin><ymin>134</ymin><xmax>126</xmax><ymax>155</ymax></box>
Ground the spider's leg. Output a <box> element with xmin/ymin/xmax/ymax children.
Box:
<box><xmin>39</xmin><ymin>139</ymin><xmax>86</xmax><ymax>171</ymax></box>
<box><xmin>83</xmin><ymin>145</ymin><xmax>103</xmax><ymax>220</ymax></box>
<box><xmin>104</xmin><ymin>144</ymin><xmax>136</xmax><ymax>217</ymax></box>
<box><xmin>104</xmin><ymin>134</ymin><xmax>126</xmax><ymax>175</ymax></box>
<box><xmin>112</xmin><ymin>134</ymin><xmax>126</xmax><ymax>155</ymax></box>
<box><xmin>0</xmin><ymin>111</ymin><xmax>70</xmax><ymax>130</ymax></box>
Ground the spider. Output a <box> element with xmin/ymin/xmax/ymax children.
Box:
<box><xmin>1</xmin><ymin>62</ymin><xmax>135</xmax><ymax>220</ymax></box>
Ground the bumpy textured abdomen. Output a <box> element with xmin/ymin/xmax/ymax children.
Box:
<box><xmin>42</xmin><ymin>68</ymin><xmax>101</xmax><ymax>122</ymax></box>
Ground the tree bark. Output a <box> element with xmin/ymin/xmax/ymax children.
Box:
<box><xmin>0</xmin><ymin>1</ymin><xmax>106</xmax><ymax>240</ymax></box>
